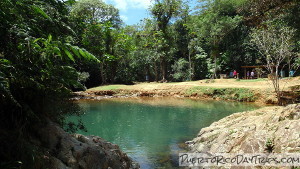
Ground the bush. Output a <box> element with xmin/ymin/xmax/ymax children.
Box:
<box><xmin>171</xmin><ymin>58</ymin><xmax>191</xmax><ymax>81</ymax></box>
<box><xmin>185</xmin><ymin>87</ymin><xmax>256</xmax><ymax>101</ymax></box>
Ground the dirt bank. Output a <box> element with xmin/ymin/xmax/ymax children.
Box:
<box><xmin>77</xmin><ymin>78</ymin><xmax>300</xmax><ymax>104</ymax></box>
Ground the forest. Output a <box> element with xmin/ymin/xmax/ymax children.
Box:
<box><xmin>0</xmin><ymin>0</ymin><xmax>300</xmax><ymax>168</ymax></box>
<box><xmin>68</xmin><ymin>0</ymin><xmax>300</xmax><ymax>85</ymax></box>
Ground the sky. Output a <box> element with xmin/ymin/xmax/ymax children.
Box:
<box><xmin>104</xmin><ymin>0</ymin><xmax>153</xmax><ymax>25</ymax></box>
<box><xmin>104</xmin><ymin>0</ymin><xmax>198</xmax><ymax>25</ymax></box>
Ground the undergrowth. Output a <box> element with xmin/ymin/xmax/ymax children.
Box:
<box><xmin>185</xmin><ymin>87</ymin><xmax>256</xmax><ymax>102</ymax></box>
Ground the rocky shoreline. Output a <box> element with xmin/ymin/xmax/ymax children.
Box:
<box><xmin>33</xmin><ymin>120</ymin><xmax>139</xmax><ymax>169</ymax></box>
<box><xmin>186</xmin><ymin>104</ymin><xmax>300</xmax><ymax>157</ymax></box>
<box><xmin>69</xmin><ymin>90</ymin><xmax>300</xmax><ymax>168</ymax></box>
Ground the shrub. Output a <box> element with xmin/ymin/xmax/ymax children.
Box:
<box><xmin>185</xmin><ymin>87</ymin><xmax>256</xmax><ymax>101</ymax></box>
<box><xmin>171</xmin><ymin>58</ymin><xmax>191</xmax><ymax>81</ymax></box>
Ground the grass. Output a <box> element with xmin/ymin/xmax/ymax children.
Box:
<box><xmin>185</xmin><ymin>86</ymin><xmax>256</xmax><ymax>102</ymax></box>
<box><xmin>88</xmin><ymin>85</ymin><xmax>127</xmax><ymax>91</ymax></box>
<box><xmin>237</xmin><ymin>78</ymin><xmax>267</xmax><ymax>82</ymax></box>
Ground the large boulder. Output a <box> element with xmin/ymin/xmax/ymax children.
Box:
<box><xmin>35</xmin><ymin>120</ymin><xmax>139</xmax><ymax>169</ymax></box>
<box><xmin>187</xmin><ymin>104</ymin><xmax>300</xmax><ymax>157</ymax></box>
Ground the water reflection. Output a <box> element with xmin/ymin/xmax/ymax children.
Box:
<box><xmin>69</xmin><ymin>98</ymin><xmax>260</xmax><ymax>168</ymax></box>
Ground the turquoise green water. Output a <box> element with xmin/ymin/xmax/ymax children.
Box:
<box><xmin>69</xmin><ymin>97</ymin><xmax>260</xmax><ymax>168</ymax></box>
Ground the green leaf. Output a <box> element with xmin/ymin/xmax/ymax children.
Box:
<box><xmin>48</xmin><ymin>34</ymin><xmax>52</xmax><ymax>42</ymax></box>
<box><xmin>53</xmin><ymin>47</ymin><xmax>61</xmax><ymax>57</ymax></box>
<box><xmin>33</xmin><ymin>38</ymin><xmax>41</xmax><ymax>43</ymax></box>
<box><xmin>69</xmin><ymin>45</ymin><xmax>81</xmax><ymax>58</ymax></box>
<box><xmin>0</xmin><ymin>59</ymin><xmax>10</xmax><ymax>64</ymax></box>
<box><xmin>32</xmin><ymin>5</ymin><xmax>52</xmax><ymax>21</ymax></box>
<box><xmin>63</xmin><ymin>49</ymin><xmax>75</xmax><ymax>62</ymax></box>
<box><xmin>78</xmin><ymin>48</ymin><xmax>100</xmax><ymax>63</ymax></box>
<box><xmin>78</xmin><ymin>48</ymin><xmax>87</xmax><ymax>58</ymax></box>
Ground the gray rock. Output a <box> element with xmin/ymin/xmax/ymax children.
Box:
<box><xmin>36</xmin><ymin>120</ymin><xmax>139</xmax><ymax>169</ymax></box>
<box><xmin>186</xmin><ymin>104</ymin><xmax>300</xmax><ymax>169</ymax></box>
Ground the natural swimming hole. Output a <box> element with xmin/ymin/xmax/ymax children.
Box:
<box><xmin>67</xmin><ymin>97</ymin><xmax>260</xmax><ymax>168</ymax></box>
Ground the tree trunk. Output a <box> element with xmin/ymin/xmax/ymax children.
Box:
<box><xmin>210</xmin><ymin>39</ymin><xmax>220</xmax><ymax>79</ymax></box>
<box><xmin>192</xmin><ymin>62</ymin><xmax>195</xmax><ymax>80</ymax></box>
<box><xmin>211</xmin><ymin>45</ymin><xmax>219</xmax><ymax>79</ymax></box>
<box><xmin>110</xmin><ymin>61</ymin><xmax>117</xmax><ymax>84</ymax></box>
<box><xmin>188</xmin><ymin>52</ymin><xmax>192</xmax><ymax>81</ymax></box>
<box><xmin>154</xmin><ymin>61</ymin><xmax>158</xmax><ymax>82</ymax></box>
<box><xmin>146</xmin><ymin>65</ymin><xmax>150</xmax><ymax>82</ymax></box>
<box><xmin>160</xmin><ymin>56</ymin><xmax>167</xmax><ymax>82</ymax></box>
<box><xmin>288</xmin><ymin>58</ymin><xmax>291</xmax><ymax>77</ymax></box>
<box><xmin>214</xmin><ymin>54</ymin><xmax>217</xmax><ymax>79</ymax></box>
<box><xmin>269</xmin><ymin>65</ymin><xmax>283</xmax><ymax>105</ymax></box>
<box><xmin>100</xmin><ymin>61</ymin><xmax>106</xmax><ymax>85</ymax></box>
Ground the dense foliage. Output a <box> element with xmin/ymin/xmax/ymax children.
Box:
<box><xmin>1</xmin><ymin>0</ymin><xmax>300</xmax><ymax>168</ymax></box>
<box><xmin>0</xmin><ymin>0</ymin><xmax>98</xmax><ymax>167</ymax></box>
<box><xmin>89</xmin><ymin>0</ymin><xmax>299</xmax><ymax>83</ymax></box>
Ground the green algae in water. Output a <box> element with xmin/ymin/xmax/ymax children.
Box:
<box><xmin>67</xmin><ymin>97</ymin><xmax>260</xmax><ymax>169</ymax></box>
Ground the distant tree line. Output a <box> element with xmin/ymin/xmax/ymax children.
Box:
<box><xmin>73</xmin><ymin>0</ymin><xmax>300</xmax><ymax>86</ymax></box>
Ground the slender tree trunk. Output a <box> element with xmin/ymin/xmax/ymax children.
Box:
<box><xmin>160</xmin><ymin>56</ymin><xmax>167</xmax><ymax>82</ymax></box>
<box><xmin>188</xmin><ymin>52</ymin><xmax>192</xmax><ymax>81</ymax></box>
<box><xmin>110</xmin><ymin>61</ymin><xmax>117</xmax><ymax>84</ymax></box>
<box><xmin>145</xmin><ymin>65</ymin><xmax>150</xmax><ymax>82</ymax></box>
<box><xmin>154</xmin><ymin>61</ymin><xmax>158</xmax><ymax>82</ymax></box>
<box><xmin>214</xmin><ymin>54</ymin><xmax>217</xmax><ymax>79</ymax></box>
<box><xmin>269</xmin><ymin>65</ymin><xmax>282</xmax><ymax>105</ymax></box>
<box><xmin>212</xmin><ymin>49</ymin><xmax>219</xmax><ymax>79</ymax></box>
<box><xmin>275</xmin><ymin>66</ymin><xmax>283</xmax><ymax>105</ymax></box>
<box><xmin>100</xmin><ymin>61</ymin><xmax>106</xmax><ymax>85</ymax></box>
<box><xmin>288</xmin><ymin>58</ymin><xmax>291</xmax><ymax>77</ymax></box>
<box><xmin>211</xmin><ymin>45</ymin><xmax>219</xmax><ymax>79</ymax></box>
<box><xmin>192</xmin><ymin>62</ymin><xmax>195</xmax><ymax>80</ymax></box>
